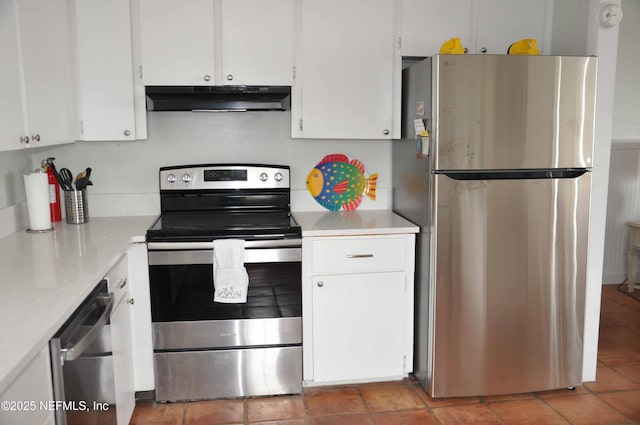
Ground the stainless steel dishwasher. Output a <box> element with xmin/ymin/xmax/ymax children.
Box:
<box><xmin>49</xmin><ymin>280</ymin><xmax>120</xmax><ymax>425</ymax></box>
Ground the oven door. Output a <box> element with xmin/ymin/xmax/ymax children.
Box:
<box><xmin>147</xmin><ymin>239</ymin><xmax>302</xmax><ymax>400</ymax></box>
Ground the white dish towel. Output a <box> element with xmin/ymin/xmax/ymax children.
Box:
<box><xmin>213</xmin><ymin>239</ymin><xmax>249</xmax><ymax>303</ymax></box>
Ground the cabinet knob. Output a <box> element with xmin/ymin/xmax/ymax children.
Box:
<box><xmin>317</xmin><ymin>281</ymin><xmax>324</xmax><ymax>288</ymax></box>
<box><xmin>226</xmin><ymin>74</ymin><xmax>233</xmax><ymax>81</ymax></box>
<box><xmin>383</xmin><ymin>129</ymin><xmax>389</xmax><ymax>135</ymax></box>
<box><xmin>19</xmin><ymin>136</ymin><xmax>29</xmax><ymax>144</ymax></box>
<box><xmin>204</xmin><ymin>74</ymin><xmax>211</xmax><ymax>82</ymax></box>
<box><xmin>32</xmin><ymin>134</ymin><xmax>40</xmax><ymax>142</ymax></box>
<box><xmin>123</xmin><ymin>129</ymin><xmax>131</xmax><ymax>136</ymax></box>
<box><xmin>127</xmin><ymin>298</ymin><xmax>135</xmax><ymax>305</ymax></box>
<box><xmin>481</xmin><ymin>47</ymin><xmax>487</xmax><ymax>53</ymax></box>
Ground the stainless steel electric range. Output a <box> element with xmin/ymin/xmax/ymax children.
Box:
<box><xmin>146</xmin><ymin>164</ymin><xmax>302</xmax><ymax>401</ymax></box>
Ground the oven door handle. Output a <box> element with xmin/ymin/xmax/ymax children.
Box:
<box><xmin>61</xmin><ymin>293</ymin><xmax>114</xmax><ymax>362</ymax></box>
<box><xmin>147</xmin><ymin>239</ymin><xmax>302</xmax><ymax>251</ymax></box>
<box><xmin>148</xmin><ymin>247</ymin><xmax>301</xmax><ymax>265</ymax></box>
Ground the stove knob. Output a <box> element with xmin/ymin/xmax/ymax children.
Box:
<box><xmin>274</xmin><ymin>172</ymin><xmax>283</xmax><ymax>182</ymax></box>
<box><xmin>167</xmin><ymin>173</ymin><xmax>177</xmax><ymax>183</ymax></box>
<box><xmin>182</xmin><ymin>173</ymin><xmax>192</xmax><ymax>183</ymax></box>
<box><xmin>259</xmin><ymin>172</ymin><xmax>269</xmax><ymax>182</ymax></box>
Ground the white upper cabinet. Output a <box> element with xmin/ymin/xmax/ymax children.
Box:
<box><xmin>401</xmin><ymin>0</ymin><xmax>473</xmax><ymax>57</ymax></box>
<box><xmin>0</xmin><ymin>0</ymin><xmax>74</xmax><ymax>151</ymax></box>
<box><xmin>139</xmin><ymin>0</ymin><xmax>215</xmax><ymax>85</ymax></box>
<box><xmin>74</xmin><ymin>0</ymin><xmax>143</xmax><ymax>141</ymax></box>
<box><xmin>293</xmin><ymin>0</ymin><xmax>399</xmax><ymax>139</ymax></box>
<box><xmin>138</xmin><ymin>0</ymin><xmax>293</xmax><ymax>86</ymax></box>
<box><xmin>18</xmin><ymin>0</ymin><xmax>75</xmax><ymax>148</ymax></box>
<box><xmin>401</xmin><ymin>0</ymin><xmax>552</xmax><ymax>56</ymax></box>
<box><xmin>220</xmin><ymin>0</ymin><xmax>293</xmax><ymax>86</ymax></box>
<box><xmin>0</xmin><ymin>0</ymin><xmax>26</xmax><ymax>151</ymax></box>
<box><xmin>474</xmin><ymin>0</ymin><xmax>551</xmax><ymax>54</ymax></box>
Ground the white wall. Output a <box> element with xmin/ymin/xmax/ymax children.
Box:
<box><xmin>35</xmin><ymin>111</ymin><xmax>392</xmax><ymax>216</ymax></box>
<box><xmin>0</xmin><ymin>149</ymin><xmax>31</xmax><ymax>237</ymax></box>
<box><xmin>603</xmin><ymin>0</ymin><xmax>640</xmax><ymax>283</ymax></box>
<box><xmin>582</xmin><ymin>0</ymin><xmax>622</xmax><ymax>383</ymax></box>
<box><xmin>0</xmin><ymin>149</ymin><xmax>31</xmax><ymax>209</ymax></box>
<box><xmin>613</xmin><ymin>0</ymin><xmax>640</xmax><ymax>140</ymax></box>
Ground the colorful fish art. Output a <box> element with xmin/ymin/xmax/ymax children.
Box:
<box><xmin>306</xmin><ymin>154</ymin><xmax>378</xmax><ymax>211</ymax></box>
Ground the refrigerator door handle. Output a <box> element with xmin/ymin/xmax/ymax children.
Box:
<box><xmin>440</xmin><ymin>169</ymin><xmax>589</xmax><ymax>181</ymax></box>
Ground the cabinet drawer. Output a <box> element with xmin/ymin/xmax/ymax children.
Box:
<box><xmin>312</xmin><ymin>237</ymin><xmax>405</xmax><ymax>273</ymax></box>
<box><xmin>106</xmin><ymin>254</ymin><xmax>128</xmax><ymax>303</ymax></box>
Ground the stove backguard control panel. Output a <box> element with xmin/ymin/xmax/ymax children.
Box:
<box><xmin>159</xmin><ymin>164</ymin><xmax>291</xmax><ymax>191</ymax></box>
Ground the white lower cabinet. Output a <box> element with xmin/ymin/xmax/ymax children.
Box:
<box><xmin>303</xmin><ymin>234</ymin><xmax>415</xmax><ymax>385</ymax></box>
<box><xmin>312</xmin><ymin>272</ymin><xmax>406</xmax><ymax>382</ymax></box>
<box><xmin>110</xmin><ymin>292</ymin><xmax>135</xmax><ymax>425</ymax></box>
<box><xmin>105</xmin><ymin>254</ymin><xmax>135</xmax><ymax>425</ymax></box>
<box><xmin>0</xmin><ymin>347</ymin><xmax>54</xmax><ymax>425</ymax></box>
<box><xmin>127</xmin><ymin>243</ymin><xmax>155</xmax><ymax>392</ymax></box>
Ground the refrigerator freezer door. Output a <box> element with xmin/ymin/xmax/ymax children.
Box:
<box><xmin>430</xmin><ymin>55</ymin><xmax>597</xmax><ymax>171</ymax></box>
<box><xmin>429</xmin><ymin>172</ymin><xmax>591</xmax><ymax>397</ymax></box>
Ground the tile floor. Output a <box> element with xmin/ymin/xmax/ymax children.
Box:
<box><xmin>130</xmin><ymin>284</ymin><xmax>640</xmax><ymax>424</ymax></box>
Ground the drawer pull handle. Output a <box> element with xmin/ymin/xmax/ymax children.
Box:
<box><xmin>347</xmin><ymin>254</ymin><xmax>374</xmax><ymax>258</ymax></box>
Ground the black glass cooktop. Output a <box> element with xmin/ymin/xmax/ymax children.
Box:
<box><xmin>146</xmin><ymin>211</ymin><xmax>301</xmax><ymax>242</ymax></box>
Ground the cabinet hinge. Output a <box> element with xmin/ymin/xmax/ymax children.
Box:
<box><xmin>139</xmin><ymin>65</ymin><xmax>143</xmax><ymax>80</ymax></box>
<box><xmin>80</xmin><ymin>120</ymin><xmax>84</xmax><ymax>135</ymax></box>
<box><xmin>299</xmin><ymin>119</ymin><xmax>303</xmax><ymax>131</ymax></box>
<box><xmin>398</xmin><ymin>36</ymin><xmax>402</xmax><ymax>50</ymax></box>
<box><xmin>293</xmin><ymin>65</ymin><xmax>296</xmax><ymax>81</ymax></box>
<box><xmin>403</xmin><ymin>355</ymin><xmax>407</xmax><ymax>370</ymax></box>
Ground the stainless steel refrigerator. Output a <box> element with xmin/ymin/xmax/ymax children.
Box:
<box><xmin>392</xmin><ymin>54</ymin><xmax>597</xmax><ymax>397</ymax></box>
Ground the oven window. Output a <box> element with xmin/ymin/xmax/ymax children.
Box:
<box><xmin>149</xmin><ymin>262</ymin><xmax>301</xmax><ymax>322</ymax></box>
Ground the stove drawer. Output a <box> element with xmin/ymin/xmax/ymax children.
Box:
<box><xmin>154</xmin><ymin>346</ymin><xmax>302</xmax><ymax>401</ymax></box>
<box><xmin>311</xmin><ymin>236</ymin><xmax>406</xmax><ymax>273</ymax></box>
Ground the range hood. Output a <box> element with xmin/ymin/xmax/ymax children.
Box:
<box><xmin>145</xmin><ymin>86</ymin><xmax>291</xmax><ymax>111</ymax></box>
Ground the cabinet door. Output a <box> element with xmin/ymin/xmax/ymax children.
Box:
<box><xmin>312</xmin><ymin>272</ymin><xmax>406</xmax><ymax>382</ymax></box>
<box><xmin>17</xmin><ymin>0</ymin><xmax>74</xmax><ymax>147</ymax></box>
<box><xmin>111</xmin><ymin>295</ymin><xmax>135</xmax><ymax>425</ymax></box>
<box><xmin>297</xmin><ymin>0</ymin><xmax>395</xmax><ymax>139</ymax></box>
<box><xmin>220</xmin><ymin>0</ymin><xmax>293</xmax><ymax>86</ymax></box>
<box><xmin>139</xmin><ymin>0</ymin><xmax>215</xmax><ymax>85</ymax></box>
<box><xmin>0</xmin><ymin>346</ymin><xmax>54</xmax><ymax>425</ymax></box>
<box><xmin>75</xmin><ymin>0</ymin><xmax>137</xmax><ymax>141</ymax></box>
<box><xmin>475</xmin><ymin>0</ymin><xmax>550</xmax><ymax>54</ymax></box>
<box><xmin>0</xmin><ymin>0</ymin><xmax>26</xmax><ymax>151</ymax></box>
<box><xmin>401</xmin><ymin>0</ymin><xmax>473</xmax><ymax>57</ymax></box>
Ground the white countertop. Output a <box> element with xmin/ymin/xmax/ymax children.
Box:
<box><xmin>0</xmin><ymin>216</ymin><xmax>155</xmax><ymax>394</ymax></box>
<box><xmin>293</xmin><ymin>210</ymin><xmax>418</xmax><ymax>237</ymax></box>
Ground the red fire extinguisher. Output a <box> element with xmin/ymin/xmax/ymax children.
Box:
<box><xmin>43</xmin><ymin>159</ymin><xmax>62</xmax><ymax>222</ymax></box>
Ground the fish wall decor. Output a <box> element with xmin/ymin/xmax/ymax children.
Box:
<box><xmin>306</xmin><ymin>154</ymin><xmax>378</xmax><ymax>211</ymax></box>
